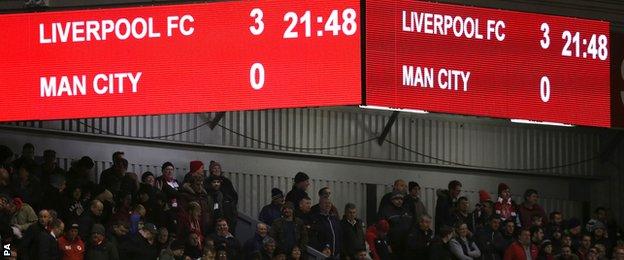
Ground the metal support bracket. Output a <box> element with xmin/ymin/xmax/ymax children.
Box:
<box><xmin>377</xmin><ymin>111</ymin><xmax>399</xmax><ymax>146</ymax></box>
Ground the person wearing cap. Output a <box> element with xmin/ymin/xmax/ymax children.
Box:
<box><xmin>258</xmin><ymin>188</ymin><xmax>285</xmax><ymax>226</ymax></box>
<box><xmin>566</xmin><ymin>218</ymin><xmax>583</xmax><ymax>250</ymax></box>
<box><xmin>58</xmin><ymin>223</ymin><xmax>85</xmax><ymax>260</ymax></box>
<box><xmin>404</xmin><ymin>181</ymin><xmax>427</xmax><ymax>224</ymax></box>
<box><xmin>7</xmin><ymin>196</ymin><xmax>38</xmax><ymax>233</ymax></box>
<box><xmin>177</xmin><ymin>174</ymin><xmax>209</xmax><ymax>218</ymax></box>
<box><xmin>475</xmin><ymin>215</ymin><xmax>506</xmax><ymax>260</ymax></box>
<box><xmin>183</xmin><ymin>160</ymin><xmax>204</xmax><ymax>184</ymax></box>
<box><xmin>377</xmin><ymin>180</ymin><xmax>408</xmax><ymax>220</ymax></box>
<box><xmin>86</xmin><ymin>224</ymin><xmax>119</xmax><ymax>260</ymax></box>
<box><xmin>155</xmin><ymin>162</ymin><xmax>180</xmax><ymax>198</ymax></box>
<box><xmin>285</xmin><ymin>172</ymin><xmax>310</xmax><ymax>207</ymax></box>
<box><xmin>494</xmin><ymin>183</ymin><xmax>520</xmax><ymax>227</ymax></box>
<box><xmin>585</xmin><ymin>207</ymin><xmax>609</xmax><ymax>236</ymax></box>
<box><xmin>206</xmin><ymin>160</ymin><xmax>238</xmax><ymax>208</ymax></box>
<box><xmin>591</xmin><ymin>224</ymin><xmax>612</xmax><ymax>256</ymax></box>
<box><xmin>538</xmin><ymin>240</ymin><xmax>555</xmax><ymax>260</ymax></box>
<box><xmin>206</xmin><ymin>175</ymin><xmax>238</xmax><ymax>233</ymax></box>
<box><xmin>158</xmin><ymin>239</ymin><xmax>186</xmax><ymax>260</ymax></box>
<box><xmin>366</xmin><ymin>219</ymin><xmax>391</xmax><ymax>260</ymax></box>
<box><xmin>379</xmin><ymin>191</ymin><xmax>413</xmax><ymax>259</ymax></box>
<box><xmin>270</xmin><ymin>202</ymin><xmax>308</xmax><ymax>254</ymax></box>
<box><xmin>310</xmin><ymin>187</ymin><xmax>340</xmax><ymax>217</ymax></box>
<box><xmin>120</xmin><ymin>222</ymin><xmax>159</xmax><ymax>259</ymax></box>
<box><xmin>519</xmin><ymin>189</ymin><xmax>548</xmax><ymax>229</ymax></box>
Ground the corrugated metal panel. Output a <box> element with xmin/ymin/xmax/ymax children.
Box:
<box><xmin>6</xmin><ymin>107</ymin><xmax>603</xmax><ymax>177</ymax></box>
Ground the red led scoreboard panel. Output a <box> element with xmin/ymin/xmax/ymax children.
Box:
<box><xmin>366</xmin><ymin>0</ymin><xmax>611</xmax><ymax>127</ymax></box>
<box><xmin>0</xmin><ymin>0</ymin><xmax>361</xmax><ymax>121</ymax></box>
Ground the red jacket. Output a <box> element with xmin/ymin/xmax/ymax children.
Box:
<box><xmin>58</xmin><ymin>236</ymin><xmax>85</xmax><ymax>260</ymax></box>
<box><xmin>503</xmin><ymin>241</ymin><xmax>538</xmax><ymax>260</ymax></box>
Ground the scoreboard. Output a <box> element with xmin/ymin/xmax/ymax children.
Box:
<box><xmin>365</xmin><ymin>0</ymin><xmax>611</xmax><ymax>128</ymax></box>
<box><xmin>0</xmin><ymin>0</ymin><xmax>619</xmax><ymax>128</ymax></box>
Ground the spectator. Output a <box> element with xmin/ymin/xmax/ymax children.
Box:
<box><xmin>270</xmin><ymin>202</ymin><xmax>307</xmax><ymax>254</ymax></box>
<box><xmin>260</xmin><ymin>236</ymin><xmax>277</xmax><ymax>260</ymax></box>
<box><xmin>58</xmin><ymin>223</ymin><xmax>85</xmax><ymax>260</ymax></box>
<box><xmin>476</xmin><ymin>216</ymin><xmax>506</xmax><ymax>260</ymax></box>
<box><xmin>178</xmin><ymin>201</ymin><xmax>205</xmax><ymax>246</ymax></box>
<box><xmin>99</xmin><ymin>158</ymin><xmax>127</xmax><ymax>195</ymax></box>
<box><xmin>538</xmin><ymin>240</ymin><xmax>555</xmax><ymax>260</ymax></box>
<box><xmin>259</xmin><ymin>188</ymin><xmax>285</xmax><ymax>226</ymax></box>
<box><xmin>494</xmin><ymin>183</ymin><xmax>520</xmax><ymax>227</ymax></box>
<box><xmin>500</xmin><ymin>220</ymin><xmax>517</xmax><ymax>249</ymax></box>
<box><xmin>155</xmin><ymin>162</ymin><xmax>180</xmax><ymax>199</ymax></box>
<box><xmin>20</xmin><ymin>209</ymin><xmax>53</xmax><ymax>260</ymax></box>
<box><xmin>591</xmin><ymin>225</ymin><xmax>612</xmax><ymax>256</ymax></box>
<box><xmin>66</xmin><ymin>156</ymin><xmax>94</xmax><ymax>191</ymax></box>
<box><xmin>429</xmin><ymin>226</ymin><xmax>455</xmax><ymax>260</ymax></box>
<box><xmin>405</xmin><ymin>214</ymin><xmax>434</xmax><ymax>259</ymax></box>
<box><xmin>503</xmin><ymin>229</ymin><xmax>538</xmax><ymax>260</ymax></box>
<box><xmin>141</xmin><ymin>171</ymin><xmax>156</xmax><ymax>187</ymax></box>
<box><xmin>451</xmin><ymin>197</ymin><xmax>472</xmax><ymax>230</ymax></box>
<box><xmin>576</xmin><ymin>234</ymin><xmax>592</xmax><ymax>260</ymax></box>
<box><xmin>556</xmin><ymin>245</ymin><xmax>579</xmax><ymax>260</ymax></box>
<box><xmin>340</xmin><ymin>203</ymin><xmax>365</xmax><ymax>259</ymax></box>
<box><xmin>183</xmin><ymin>160</ymin><xmax>204</xmax><ymax>183</ymax></box>
<box><xmin>159</xmin><ymin>239</ymin><xmax>185</xmax><ymax>260</ymax></box>
<box><xmin>8</xmin><ymin>197</ymin><xmax>38</xmax><ymax>233</ymax></box>
<box><xmin>184</xmin><ymin>232</ymin><xmax>203</xmax><ymax>259</ymax></box>
<box><xmin>206</xmin><ymin>175</ymin><xmax>237</xmax><ymax>232</ymax></box>
<box><xmin>99</xmin><ymin>152</ymin><xmax>124</xmax><ymax>180</ymax></box>
<box><xmin>313</xmin><ymin>197</ymin><xmax>342</xmax><ymax>257</ymax></box>
<box><xmin>365</xmin><ymin>219</ymin><xmax>391</xmax><ymax>260</ymax></box>
<box><xmin>178</xmin><ymin>174</ymin><xmax>209</xmax><ymax>215</ymax></box>
<box><xmin>62</xmin><ymin>185</ymin><xmax>85</xmax><ymax>223</ymax></box>
<box><xmin>0</xmin><ymin>164</ymin><xmax>12</xmax><ymax>196</ymax></box>
<box><xmin>519</xmin><ymin>189</ymin><xmax>547</xmax><ymax>228</ymax></box>
<box><xmin>546</xmin><ymin>212</ymin><xmax>566</xmax><ymax>237</ymax></box>
<box><xmin>586</xmin><ymin>208</ymin><xmax>608</xmax><ymax>235</ymax></box>
<box><xmin>242</xmin><ymin>223</ymin><xmax>269</xmax><ymax>258</ymax></box>
<box><xmin>209</xmin><ymin>218</ymin><xmax>241</xmax><ymax>259</ymax></box>
<box><xmin>106</xmin><ymin>220</ymin><xmax>129</xmax><ymax>253</ymax></box>
<box><xmin>449</xmin><ymin>222</ymin><xmax>481</xmax><ymax>260</ymax></box>
<box><xmin>379</xmin><ymin>191</ymin><xmax>412</xmax><ymax>259</ymax></box>
<box><xmin>77</xmin><ymin>199</ymin><xmax>104</xmax><ymax>240</ymax></box>
<box><xmin>41</xmin><ymin>174</ymin><xmax>67</xmax><ymax>214</ymax></box>
<box><xmin>38</xmin><ymin>218</ymin><xmax>64</xmax><ymax>260</ymax></box>
<box><xmin>128</xmin><ymin>204</ymin><xmax>146</xmax><ymax>235</ymax></box>
<box><xmin>296</xmin><ymin>196</ymin><xmax>314</xmax><ymax>226</ymax></box>
<box><xmin>377</xmin><ymin>179</ymin><xmax>408</xmax><ymax>218</ymax></box>
<box><xmin>404</xmin><ymin>181</ymin><xmax>427</xmax><ymax>224</ymax></box>
<box><xmin>435</xmin><ymin>180</ymin><xmax>462</xmax><ymax>233</ymax></box>
<box><xmin>86</xmin><ymin>224</ymin><xmax>119</xmax><ymax>260</ymax></box>
<box><xmin>311</xmin><ymin>187</ymin><xmax>339</xmax><ymax>217</ymax></box>
<box><xmin>474</xmin><ymin>199</ymin><xmax>495</xmax><ymax>232</ymax></box>
<box><xmin>285</xmin><ymin>172</ymin><xmax>310</xmax><ymax>207</ymax></box>
<box><xmin>14</xmin><ymin>163</ymin><xmax>42</xmax><ymax>208</ymax></box>
<box><xmin>121</xmin><ymin>222</ymin><xmax>159</xmax><ymax>259</ymax></box>
<box><xmin>566</xmin><ymin>218</ymin><xmax>582</xmax><ymax>250</ymax></box>
<box><xmin>532</xmin><ymin>226</ymin><xmax>545</xmax><ymax>247</ymax></box>
<box><xmin>290</xmin><ymin>246</ymin><xmax>303</xmax><ymax>260</ymax></box>
<box><xmin>532</xmin><ymin>214</ymin><xmax>545</xmax><ymax>228</ymax></box>
<box><xmin>206</xmin><ymin>161</ymin><xmax>238</xmax><ymax>208</ymax></box>
<box><xmin>12</xmin><ymin>143</ymin><xmax>35</xmax><ymax>172</ymax></box>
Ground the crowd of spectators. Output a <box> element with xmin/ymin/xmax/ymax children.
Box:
<box><xmin>0</xmin><ymin>143</ymin><xmax>623</xmax><ymax>260</ymax></box>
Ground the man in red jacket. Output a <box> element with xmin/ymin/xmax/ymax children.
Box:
<box><xmin>58</xmin><ymin>223</ymin><xmax>85</xmax><ymax>260</ymax></box>
<box><xmin>504</xmin><ymin>229</ymin><xmax>538</xmax><ymax>260</ymax></box>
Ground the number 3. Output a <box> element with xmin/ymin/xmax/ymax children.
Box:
<box><xmin>540</xmin><ymin>23</ymin><xmax>550</xmax><ymax>49</ymax></box>
<box><xmin>250</xmin><ymin>8</ymin><xmax>264</xmax><ymax>35</ymax></box>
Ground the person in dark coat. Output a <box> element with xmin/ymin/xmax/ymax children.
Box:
<box><xmin>12</xmin><ymin>143</ymin><xmax>35</xmax><ymax>175</ymax></box>
<box><xmin>435</xmin><ymin>180</ymin><xmax>462</xmax><ymax>233</ymax></box>
<box><xmin>20</xmin><ymin>209</ymin><xmax>54</xmax><ymax>260</ymax></box>
<box><xmin>66</xmin><ymin>156</ymin><xmax>95</xmax><ymax>191</ymax></box>
<box><xmin>206</xmin><ymin>161</ymin><xmax>238</xmax><ymax>206</ymax></box>
<box><xmin>86</xmin><ymin>224</ymin><xmax>119</xmax><ymax>260</ymax></box>
<box><xmin>258</xmin><ymin>188</ymin><xmax>285</xmax><ymax>226</ymax></box>
<box><xmin>120</xmin><ymin>222</ymin><xmax>160</xmax><ymax>260</ymax></box>
<box><xmin>501</xmin><ymin>219</ymin><xmax>517</xmax><ymax>249</ymax></box>
<box><xmin>405</xmin><ymin>214</ymin><xmax>433</xmax><ymax>260</ymax></box>
<box><xmin>450</xmin><ymin>196</ymin><xmax>473</xmax><ymax>230</ymax></box>
<box><xmin>310</xmin><ymin>187</ymin><xmax>340</xmax><ymax>217</ymax></box>
<box><xmin>312</xmin><ymin>197</ymin><xmax>342</xmax><ymax>258</ymax></box>
<box><xmin>106</xmin><ymin>219</ymin><xmax>130</xmax><ymax>254</ymax></box>
<box><xmin>270</xmin><ymin>202</ymin><xmax>308</xmax><ymax>254</ymax></box>
<box><xmin>379</xmin><ymin>191</ymin><xmax>413</xmax><ymax>259</ymax></box>
<box><xmin>206</xmin><ymin>175</ymin><xmax>237</xmax><ymax>233</ymax></box>
<box><xmin>340</xmin><ymin>203</ymin><xmax>365</xmax><ymax>260</ymax></box>
<box><xmin>41</xmin><ymin>174</ymin><xmax>67</xmax><ymax>214</ymax></box>
<box><xmin>476</xmin><ymin>216</ymin><xmax>506</xmax><ymax>260</ymax></box>
<box><xmin>377</xmin><ymin>180</ymin><xmax>408</xmax><ymax>220</ymax></box>
<box><xmin>99</xmin><ymin>158</ymin><xmax>127</xmax><ymax>196</ymax></box>
<box><xmin>428</xmin><ymin>226</ymin><xmax>454</xmax><ymax>260</ymax></box>
<box><xmin>77</xmin><ymin>199</ymin><xmax>104</xmax><ymax>240</ymax></box>
<box><xmin>208</xmin><ymin>218</ymin><xmax>242</xmax><ymax>260</ymax></box>
<box><xmin>404</xmin><ymin>181</ymin><xmax>427</xmax><ymax>225</ymax></box>
<box><xmin>155</xmin><ymin>162</ymin><xmax>180</xmax><ymax>200</ymax></box>
<box><xmin>285</xmin><ymin>172</ymin><xmax>310</xmax><ymax>207</ymax></box>
<box><xmin>177</xmin><ymin>175</ymin><xmax>210</xmax><ymax>217</ymax></box>
<box><xmin>38</xmin><ymin>219</ymin><xmax>64</xmax><ymax>260</ymax></box>
<box><xmin>242</xmin><ymin>223</ymin><xmax>269</xmax><ymax>259</ymax></box>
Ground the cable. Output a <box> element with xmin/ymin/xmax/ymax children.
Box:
<box><xmin>76</xmin><ymin>120</ymin><xmax>211</xmax><ymax>139</ymax></box>
<box><xmin>384</xmin><ymin>139</ymin><xmax>600</xmax><ymax>171</ymax></box>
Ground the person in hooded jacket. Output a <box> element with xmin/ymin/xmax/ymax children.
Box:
<box><xmin>205</xmin><ymin>161</ymin><xmax>238</xmax><ymax>207</ymax></box>
<box><xmin>435</xmin><ymin>180</ymin><xmax>462</xmax><ymax>234</ymax></box>
<box><xmin>379</xmin><ymin>191</ymin><xmax>413</xmax><ymax>259</ymax></box>
<box><xmin>286</xmin><ymin>172</ymin><xmax>310</xmax><ymax>208</ymax></box>
<box><xmin>206</xmin><ymin>175</ymin><xmax>237</xmax><ymax>233</ymax></box>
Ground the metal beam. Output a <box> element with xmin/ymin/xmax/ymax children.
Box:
<box><xmin>377</xmin><ymin>111</ymin><xmax>399</xmax><ymax>146</ymax></box>
<box><xmin>208</xmin><ymin>112</ymin><xmax>225</xmax><ymax>130</ymax></box>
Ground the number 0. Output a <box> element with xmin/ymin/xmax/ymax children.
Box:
<box><xmin>540</xmin><ymin>76</ymin><xmax>550</xmax><ymax>103</ymax></box>
<box><xmin>250</xmin><ymin>63</ymin><xmax>265</xmax><ymax>90</ymax></box>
